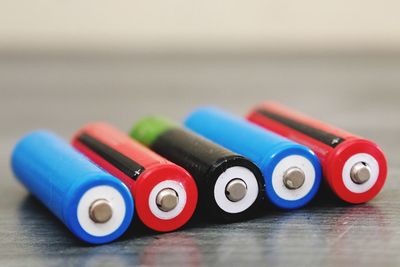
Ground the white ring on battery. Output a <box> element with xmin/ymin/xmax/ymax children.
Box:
<box><xmin>77</xmin><ymin>185</ymin><xmax>126</xmax><ymax>237</ymax></box>
<box><xmin>342</xmin><ymin>153</ymin><xmax>379</xmax><ymax>193</ymax></box>
<box><xmin>271</xmin><ymin>155</ymin><xmax>316</xmax><ymax>201</ymax></box>
<box><xmin>214</xmin><ymin>166</ymin><xmax>259</xmax><ymax>214</ymax></box>
<box><xmin>148</xmin><ymin>180</ymin><xmax>187</xmax><ymax>220</ymax></box>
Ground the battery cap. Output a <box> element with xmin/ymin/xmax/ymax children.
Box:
<box><xmin>283</xmin><ymin>167</ymin><xmax>305</xmax><ymax>190</ymax></box>
<box><xmin>89</xmin><ymin>199</ymin><xmax>113</xmax><ymax>223</ymax></box>
<box><xmin>156</xmin><ymin>188</ymin><xmax>179</xmax><ymax>212</ymax></box>
<box><xmin>350</xmin><ymin>162</ymin><xmax>371</xmax><ymax>184</ymax></box>
<box><xmin>225</xmin><ymin>178</ymin><xmax>247</xmax><ymax>202</ymax></box>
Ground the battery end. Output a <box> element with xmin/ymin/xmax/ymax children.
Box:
<box><xmin>89</xmin><ymin>199</ymin><xmax>113</xmax><ymax>224</ymax></box>
<box><xmin>156</xmin><ymin>188</ymin><xmax>179</xmax><ymax>212</ymax></box>
<box><xmin>350</xmin><ymin>162</ymin><xmax>371</xmax><ymax>184</ymax></box>
<box><xmin>225</xmin><ymin>178</ymin><xmax>248</xmax><ymax>202</ymax></box>
<box><xmin>283</xmin><ymin>167</ymin><xmax>305</xmax><ymax>190</ymax></box>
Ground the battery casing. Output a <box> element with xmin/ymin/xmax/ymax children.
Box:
<box><xmin>72</xmin><ymin>122</ymin><xmax>198</xmax><ymax>232</ymax></box>
<box><xmin>185</xmin><ymin>107</ymin><xmax>322</xmax><ymax>209</ymax></box>
<box><xmin>130</xmin><ymin>117</ymin><xmax>265</xmax><ymax>222</ymax></box>
<box><xmin>247</xmin><ymin>102</ymin><xmax>387</xmax><ymax>203</ymax></box>
<box><xmin>11</xmin><ymin>130</ymin><xmax>134</xmax><ymax>244</ymax></box>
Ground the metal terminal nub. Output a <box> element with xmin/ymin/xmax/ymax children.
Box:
<box><xmin>350</xmin><ymin>162</ymin><xmax>371</xmax><ymax>184</ymax></box>
<box><xmin>156</xmin><ymin>188</ymin><xmax>179</xmax><ymax>212</ymax></box>
<box><xmin>225</xmin><ymin>178</ymin><xmax>248</xmax><ymax>202</ymax></box>
<box><xmin>283</xmin><ymin>167</ymin><xmax>305</xmax><ymax>190</ymax></box>
<box><xmin>89</xmin><ymin>199</ymin><xmax>113</xmax><ymax>223</ymax></box>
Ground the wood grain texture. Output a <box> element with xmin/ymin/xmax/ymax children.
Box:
<box><xmin>0</xmin><ymin>53</ymin><xmax>399</xmax><ymax>267</ymax></box>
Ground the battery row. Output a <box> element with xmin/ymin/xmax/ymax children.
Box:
<box><xmin>11</xmin><ymin>102</ymin><xmax>387</xmax><ymax>245</ymax></box>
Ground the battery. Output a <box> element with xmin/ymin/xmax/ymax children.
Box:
<box><xmin>185</xmin><ymin>107</ymin><xmax>322</xmax><ymax>209</ymax></box>
<box><xmin>247</xmin><ymin>102</ymin><xmax>387</xmax><ymax>204</ymax></box>
<box><xmin>130</xmin><ymin>116</ymin><xmax>265</xmax><ymax>222</ymax></box>
<box><xmin>72</xmin><ymin>122</ymin><xmax>198</xmax><ymax>232</ymax></box>
<box><xmin>11</xmin><ymin>130</ymin><xmax>134</xmax><ymax>245</ymax></box>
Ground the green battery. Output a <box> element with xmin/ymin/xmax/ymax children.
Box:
<box><xmin>131</xmin><ymin>116</ymin><xmax>174</xmax><ymax>147</ymax></box>
<box><xmin>131</xmin><ymin>116</ymin><xmax>265</xmax><ymax>222</ymax></box>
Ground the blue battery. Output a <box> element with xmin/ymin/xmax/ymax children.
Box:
<box><xmin>11</xmin><ymin>130</ymin><xmax>134</xmax><ymax>244</ymax></box>
<box><xmin>184</xmin><ymin>107</ymin><xmax>322</xmax><ymax>209</ymax></box>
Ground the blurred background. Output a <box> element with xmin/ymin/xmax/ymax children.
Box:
<box><xmin>1</xmin><ymin>0</ymin><xmax>399</xmax><ymax>166</ymax></box>
<box><xmin>2</xmin><ymin>1</ymin><xmax>400</xmax><ymax>53</ymax></box>
<box><xmin>1</xmin><ymin>1</ymin><xmax>400</xmax><ymax>266</ymax></box>
<box><xmin>2</xmin><ymin>0</ymin><xmax>400</xmax><ymax>202</ymax></box>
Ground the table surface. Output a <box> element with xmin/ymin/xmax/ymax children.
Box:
<box><xmin>1</xmin><ymin>53</ymin><xmax>399</xmax><ymax>267</ymax></box>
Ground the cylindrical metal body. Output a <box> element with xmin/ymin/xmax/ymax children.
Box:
<box><xmin>72</xmin><ymin>123</ymin><xmax>198</xmax><ymax>232</ymax></box>
<box><xmin>130</xmin><ymin>117</ymin><xmax>265</xmax><ymax>222</ymax></box>
<box><xmin>185</xmin><ymin>107</ymin><xmax>322</xmax><ymax>209</ymax></box>
<box><xmin>247</xmin><ymin>102</ymin><xmax>387</xmax><ymax>203</ymax></box>
<box><xmin>11</xmin><ymin>130</ymin><xmax>134</xmax><ymax>244</ymax></box>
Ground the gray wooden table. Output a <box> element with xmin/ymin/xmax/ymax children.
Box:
<box><xmin>1</xmin><ymin>53</ymin><xmax>399</xmax><ymax>267</ymax></box>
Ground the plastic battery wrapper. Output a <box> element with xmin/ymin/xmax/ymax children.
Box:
<box><xmin>247</xmin><ymin>102</ymin><xmax>387</xmax><ymax>203</ymax></box>
<box><xmin>131</xmin><ymin>117</ymin><xmax>265</xmax><ymax>222</ymax></box>
<box><xmin>72</xmin><ymin>123</ymin><xmax>197</xmax><ymax>232</ymax></box>
<box><xmin>11</xmin><ymin>130</ymin><xmax>134</xmax><ymax>244</ymax></box>
<box><xmin>185</xmin><ymin>107</ymin><xmax>322</xmax><ymax>209</ymax></box>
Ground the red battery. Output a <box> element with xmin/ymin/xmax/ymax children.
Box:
<box><xmin>247</xmin><ymin>102</ymin><xmax>387</xmax><ymax>204</ymax></box>
<box><xmin>72</xmin><ymin>122</ymin><xmax>198</xmax><ymax>232</ymax></box>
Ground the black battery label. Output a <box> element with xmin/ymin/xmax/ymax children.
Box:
<box><xmin>255</xmin><ymin>109</ymin><xmax>345</xmax><ymax>148</ymax></box>
<box><xmin>151</xmin><ymin>127</ymin><xmax>235</xmax><ymax>177</ymax></box>
<box><xmin>77</xmin><ymin>133</ymin><xmax>145</xmax><ymax>180</ymax></box>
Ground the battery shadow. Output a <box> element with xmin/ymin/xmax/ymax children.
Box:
<box><xmin>16</xmin><ymin>187</ymin><xmax>388</xmax><ymax>265</ymax></box>
<box><xmin>253</xmin><ymin>203</ymin><xmax>388</xmax><ymax>266</ymax></box>
<box><xmin>17</xmin><ymin>194</ymin><xmax>90</xmax><ymax>247</ymax></box>
<box><xmin>17</xmin><ymin>193</ymin><xmax>205</xmax><ymax>266</ymax></box>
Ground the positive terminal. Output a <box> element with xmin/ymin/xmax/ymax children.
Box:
<box><xmin>283</xmin><ymin>167</ymin><xmax>305</xmax><ymax>190</ymax></box>
<box><xmin>89</xmin><ymin>199</ymin><xmax>113</xmax><ymax>223</ymax></box>
<box><xmin>350</xmin><ymin>162</ymin><xmax>371</xmax><ymax>184</ymax></box>
<box><xmin>156</xmin><ymin>188</ymin><xmax>179</xmax><ymax>212</ymax></box>
<box><xmin>225</xmin><ymin>178</ymin><xmax>248</xmax><ymax>202</ymax></box>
